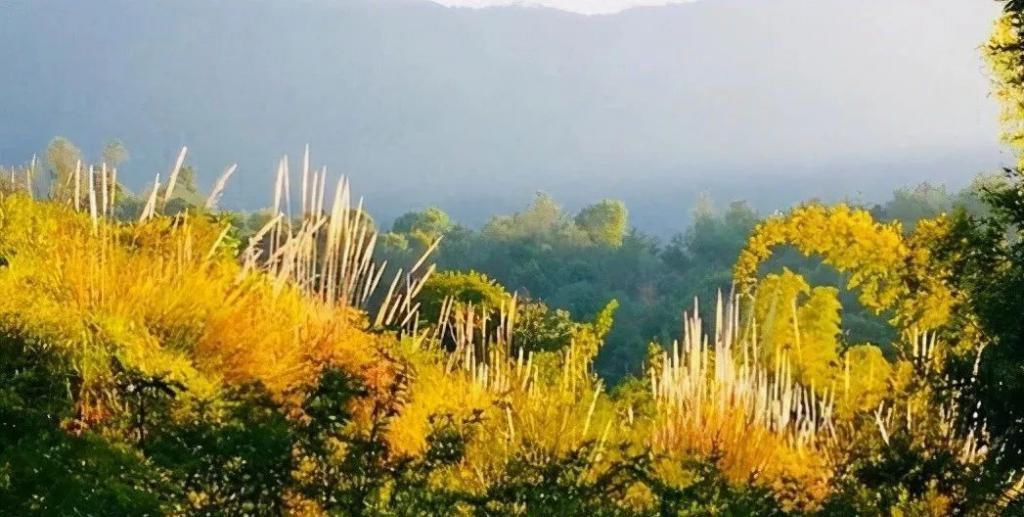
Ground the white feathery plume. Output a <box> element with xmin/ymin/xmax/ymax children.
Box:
<box><xmin>162</xmin><ymin>146</ymin><xmax>188</xmax><ymax>205</ymax></box>
<box><xmin>204</xmin><ymin>164</ymin><xmax>237</xmax><ymax>210</ymax></box>
<box><xmin>140</xmin><ymin>174</ymin><xmax>161</xmax><ymax>222</ymax></box>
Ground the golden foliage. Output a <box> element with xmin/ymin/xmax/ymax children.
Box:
<box><xmin>751</xmin><ymin>269</ymin><xmax>841</xmax><ymax>391</ymax></box>
<box><xmin>986</xmin><ymin>13</ymin><xmax>1024</xmax><ymax>164</ymax></box>
<box><xmin>0</xmin><ymin>194</ymin><xmax>379</xmax><ymax>421</ymax></box>
<box><xmin>734</xmin><ymin>203</ymin><xmax>956</xmax><ymax>333</ymax></box>
<box><xmin>0</xmin><ymin>162</ymin><xmax>995</xmax><ymax>512</ymax></box>
<box><xmin>649</xmin><ymin>296</ymin><xmax>836</xmax><ymax>510</ymax></box>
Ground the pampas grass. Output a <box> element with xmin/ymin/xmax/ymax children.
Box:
<box><xmin>1</xmin><ymin>144</ymin><xmax>1011</xmax><ymax>512</ymax></box>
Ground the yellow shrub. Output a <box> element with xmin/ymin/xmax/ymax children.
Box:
<box><xmin>0</xmin><ymin>194</ymin><xmax>379</xmax><ymax>421</ymax></box>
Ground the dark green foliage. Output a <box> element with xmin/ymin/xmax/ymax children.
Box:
<box><xmin>112</xmin><ymin>361</ymin><xmax>185</xmax><ymax>448</ymax></box>
<box><xmin>382</xmin><ymin>197</ymin><xmax>761</xmax><ymax>381</ymax></box>
<box><xmin>0</xmin><ymin>338</ymin><xmax>168</xmax><ymax>516</ymax></box>
<box><xmin>145</xmin><ymin>384</ymin><xmax>295</xmax><ymax>515</ymax></box>
<box><xmin>934</xmin><ymin>168</ymin><xmax>1024</xmax><ymax>470</ymax></box>
<box><xmin>0</xmin><ymin>338</ymin><xmax>75</xmax><ymax>443</ymax></box>
<box><xmin>820</xmin><ymin>420</ymin><xmax>1022</xmax><ymax>516</ymax></box>
<box><xmin>0</xmin><ymin>431</ymin><xmax>167</xmax><ymax>516</ymax></box>
<box><xmin>418</xmin><ymin>270</ymin><xmax>512</xmax><ymax>323</ymax></box>
<box><xmin>823</xmin><ymin>433</ymin><xmax>965</xmax><ymax>515</ymax></box>
<box><xmin>472</xmin><ymin>443</ymin><xmax>641</xmax><ymax>516</ymax></box>
<box><xmin>463</xmin><ymin>444</ymin><xmax>785</xmax><ymax>516</ymax></box>
<box><xmin>514</xmin><ymin>301</ymin><xmax>577</xmax><ymax>353</ymax></box>
<box><xmin>639</xmin><ymin>455</ymin><xmax>786</xmax><ymax>516</ymax></box>
<box><xmin>422</xmin><ymin>413</ymin><xmax>474</xmax><ymax>468</ymax></box>
<box><xmin>381</xmin><ymin>186</ymin><xmax>993</xmax><ymax>383</ymax></box>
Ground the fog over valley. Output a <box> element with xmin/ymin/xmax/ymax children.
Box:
<box><xmin>0</xmin><ymin>0</ymin><xmax>1004</xmax><ymax>233</ymax></box>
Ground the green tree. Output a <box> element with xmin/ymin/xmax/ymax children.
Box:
<box><xmin>575</xmin><ymin>199</ymin><xmax>628</xmax><ymax>247</ymax></box>
<box><xmin>390</xmin><ymin>207</ymin><xmax>452</xmax><ymax>250</ymax></box>
<box><xmin>145</xmin><ymin>384</ymin><xmax>295</xmax><ymax>515</ymax></box>
<box><xmin>930</xmin><ymin>0</ymin><xmax>1024</xmax><ymax>472</ymax></box>
<box><xmin>417</xmin><ymin>271</ymin><xmax>511</xmax><ymax>323</ymax></box>
<box><xmin>483</xmin><ymin>192</ymin><xmax>587</xmax><ymax>245</ymax></box>
<box><xmin>101</xmin><ymin>139</ymin><xmax>129</xmax><ymax>168</ymax></box>
<box><xmin>164</xmin><ymin>165</ymin><xmax>204</xmax><ymax>214</ymax></box>
<box><xmin>934</xmin><ymin>169</ymin><xmax>1024</xmax><ymax>467</ymax></box>
<box><xmin>45</xmin><ymin>137</ymin><xmax>82</xmax><ymax>201</ymax></box>
<box><xmin>392</xmin><ymin>207</ymin><xmax>452</xmax><ymax>237</ymax></box>
<box><xmin>872</xmin><ymin>183</ymin><xmax>955</xmax><ymax>232</ymax></box>
<box><xmin>513</xmin><ymin>301</ymin><xmax>576</xmax><ymax>353</ymax></box>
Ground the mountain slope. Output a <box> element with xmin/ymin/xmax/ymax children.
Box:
<box><xmin>0</xmin><ymin>0</ymin><xmax>1003</xmax><ymax>232</ymax></box>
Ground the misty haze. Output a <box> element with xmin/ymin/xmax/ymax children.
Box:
<box><xmin>0</xmin><ymin>0</ymin><xmax>1004</xmax><ymax>233</ymax></box>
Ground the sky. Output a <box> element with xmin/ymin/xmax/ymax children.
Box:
<box><xmin>427</xmin><ymin>0</ymin><xmax>696</xmax><ymax>15</ymax></box>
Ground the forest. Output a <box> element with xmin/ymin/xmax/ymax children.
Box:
<box><xmin>1</xmin><ymin>2</ymin><xmax>1024</xmax><ymax>516</ymax></box>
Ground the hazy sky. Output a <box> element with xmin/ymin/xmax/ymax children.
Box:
<box><xmin>428</xmin><ymin>0</ymin><xmax>695</xmax><ymax>15</ymax></box>
<box><xmin>0</xmin><ymin>0</ymin><xmax>1008</xmax><ymax>234</ymax></box>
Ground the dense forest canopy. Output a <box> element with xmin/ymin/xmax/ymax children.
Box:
<box><xmin>374</xmin><ymin>181</ymin><xmax>995</xmax><ymax>381</ymax></box>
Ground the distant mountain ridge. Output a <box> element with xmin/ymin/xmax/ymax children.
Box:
<box><xmin>0</xmin><ymin>0</ymin><xmax>1004</xmax><ymax>233</ymax></box>
<box><xmin>425</xmin><ymin>0</ymin><xmax>698</xmax><ymax>16</ymax></box>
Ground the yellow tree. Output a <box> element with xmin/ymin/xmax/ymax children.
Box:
<box><xmin>752</xmin><ymin>269</ymin><xmax>841</xmax><ymax>391</ymax></box>
<box><xmin>734</xmin><ymin>203</ymin><xmax>956</xmax><ymax>335</ymax></box>
<box><xmin>986</xmin><ymin>8</ymin><xmax>1024</xmax><ymax>163</ymax></box>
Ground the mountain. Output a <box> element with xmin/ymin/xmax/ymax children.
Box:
<box><xmin>0</xmin><ymin>0</ymin><xmax>1005</xmax><ymax>233</ymax></box>
<box><xmin>426</xmin><ymin>0</ymin><xmax>698</xmax><ymax>16</ymax></box>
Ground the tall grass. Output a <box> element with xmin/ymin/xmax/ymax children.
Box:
<box><xmin>649</xmin><ymin>295</ymin><xmax>835</xmax><ymax>503</ymax></box>
<box><xmin>1</xmin><ymin>146</ymin><xmax>1011</xmax><ymax>511</ymax></box>
<box><xmin>0</xmin><ymin>148</ymin><xmax>431</xmax><ymax>419</ymax></box>
<box><xmin>398</xmin><ymin>292</ymin><xmax>836</xmax><ymax>507</ymax></box>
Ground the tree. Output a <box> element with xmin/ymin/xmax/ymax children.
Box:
<box><xmin>752</xmin><ymin>269</ymin><xmax>842</xmax><ymax>390</ymax></box>
<box><xmin>391</xmin><ymin>207</ymin><xmax>452</xmax><ymax>249</ymax></box>
<box><xmin>873</xmin><ymin>183</ymin><xmax>955</xmax><ymax>232</ymax></box>
<box><xmin>0</xmin><ymin>337</ymin><xmax>169</xmax><ymax>514</ymax></box>
<box><xmin>164</xmin><ymin>165</ymin><xmax>204</xmax><ymax>213</ymax></box>
<box><xmin>145</xmin><ymin>384</ymin><xmax>295</xmax><ymax>515</ymax></box>
<box><xmin>417</xmin><ymin>271</ymin><xmax>511</xmax><ymax>323</ymax></box>
<box><xmin>684</xmin><ymin>200</ymin><xmax>758</xmax><ymax>269</ymax></box>
<box><xmin>392</xmin><ymin>207</ymin><xmax>452</xmax><ymax>236</ymax></box>
<box><xmin>926</xmin><ymin>0</ymin><xmax>1024</xmax><ymax>471</ymax></box>
<box><xmin>574</xmin><ymin>199</ymin><xmax>628</xmax><ymax>247</ymax></box>
<box><xmin>45</xmin><ymin>137</ymin><xmax>82</xmax><ymax>201</ymax></box>
<box><xmin>987</xmin><ymin>4</ymin><xmax>1024</xmax><ymax>166</ymax></box>
<box><xmin>101</xmin><ymin>139</ymin><xmax>129</xmax><ymax>168</ymax></box>
<box><xmin>934</xmin><ymin>171</ymin><xmax>1024</xmax><ymax>467</ymax></box>
<box><xmin>734</xmin><ymin>203</ymin><xmax>956</xmax><ymax>335</ymax></box>
<box><xmin>483</xmin><ymin>192</ymin><xmax>587</xmax><ymax>244</ymax></box>
<box><xmin>513</xmin><ymin>301</ymin><xmax>576</xmax><ymax>353</ymax></box>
